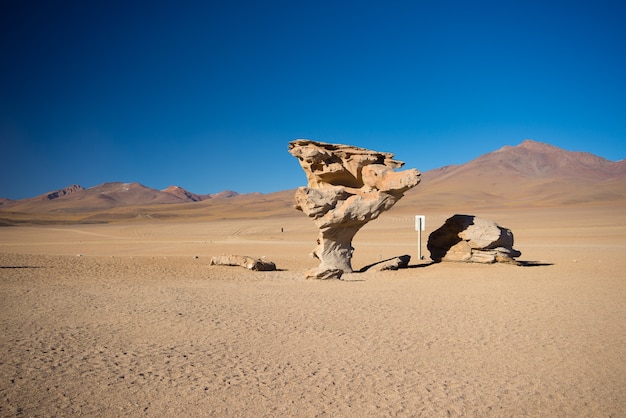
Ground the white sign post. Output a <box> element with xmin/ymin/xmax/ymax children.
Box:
<box><xmin>415</xmin><ymin>215</ymin><xmax>426</xmax><ymax>260</ymax></box>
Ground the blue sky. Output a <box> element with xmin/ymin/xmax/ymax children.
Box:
<box><xmin>1</xmin><ymin>0</ymin><xmax>625</xmax><ymax>199</ymax></box>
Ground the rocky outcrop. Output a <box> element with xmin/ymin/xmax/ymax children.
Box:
<box><xmin>209</xmin><ymin>255</ymin><xmax>276</xmax><ymax>271</ymax></box>
<box><xmin>43</xmin><ymin>184</ymin><xmax>85</xmax><ymax>200</ymax></box>
<box><xmin>162</xmin><ymin>185</ymin><xmax>205</xmax><ymax>202</ymax></box>
<box><xmin>0</xmin><ymin>198</ymin><xmax>16</xmax><ymax>208</ymax></box>
<box><xmin>162</xmin><ymin>186</ymin><xmax>240</xmax><ymax>202</ymax></box>
<box><xmin>427</xmin><ymin>214</ymin><xmax>521</xmax><ymax>264</ymax></box>
<box><xmin>366</xmin><ymin>255</ymin><xmax>412</xmax><ymax>272</ymax></box>
<box><xmin>289</xmin><ymin>139</ymin><xmax>421</xmax><ymax>279</ymax></box>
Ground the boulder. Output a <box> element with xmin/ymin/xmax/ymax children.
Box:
<box><xmin>427</xmin><ymin>215</ymin><xmax>521</xmax><ymax>264</ymax></box>
<box><xmin>289</xmin><ymin>139</ymin><xmax>421</xmax><ymax>279</ymax></box>
<box><xmin>305</xmin><ymin>268</ymin><xmax>344</xmax><ymax>280</ymax></box>
<box><xmin>210</xmin><ymin>255</ymin><xmax>276</xmax><ymax>271</ymax></box>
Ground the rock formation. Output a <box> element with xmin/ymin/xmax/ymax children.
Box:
<box><xmin>366</xmin><ymin>255</ymin><xmax>412</xmax><ymax>272</ymax></box>
<box><xmin>210</xmin><ymin>255</ymin><xmax>276</xmax><ymax>271</ymax></box>
<box><xmin>43</xmin><ymin>184</ymin><xmax>85</xmax><ymax>200</ymax></box>
<box><xmin>289</xmin><ymin>139</ymin><xmax>421</xmax><ymax>279</ymax></box>
<box><xmin>427</xmin><ymin>214</ymin><xmax>521</xmax><ymax>264</ymax></box>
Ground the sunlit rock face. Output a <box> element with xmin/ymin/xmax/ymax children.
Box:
<box><xmin>288</xmin><ymin>139</ymin><xmax>421</xmax><ymax>279</ymax></box>
<box><xmin>427</xmin><ymin>214</ymin><xmax>521</xmax><ymax>264</ymax></box>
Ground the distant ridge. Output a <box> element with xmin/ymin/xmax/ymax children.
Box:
<box><xmin>1</xmin><ymin>140</ymin><xmax>624</xmax><ymax>223</ymax></box>
<box><xmin>480</xmin><ymin>139</ymin><xmax>624</xmax><ymax>179</ymax></box>
<box><xmin>423</xmin><ymin>140</ymin><xmax>626</xmax><ymax>182</ymax></box>
<box><xmin>0</xmin><ymin>182</ymin><xmax>241</xmax><ymax>216</ymax></box>
<box><xmin>0</xmin><ymin>198</ymin><xmax>15</xmax><ymax>208</ymax></box>
<box><xmin>406</xmin><ymin>139</ymin><xmax>626</xmax><ymax>209</ymax></box>
<box><xmin>210</xmin><ymin>190</ymin><xmax>240</xmax><ymax>199</ymax></box>
<box><xmin>160</xmin><ymin>185</ymin><xmax>240</xmax><ymax>201</ymax></box>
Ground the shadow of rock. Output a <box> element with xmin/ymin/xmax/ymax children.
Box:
<box><xmin>517</xmin><ymin>260</ymin><xmax>554</xmax><ymax>267</ymax></box>
<box><xmin>0</xmin><ymin>266</ymin><xmax>45</xmax><ymax>269</ymax></box>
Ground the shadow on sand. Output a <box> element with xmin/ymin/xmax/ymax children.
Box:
<box><xmin>357</xmin><ymin>258</ymin><xmax>554</xmax><ymax>272</ymax></box>
<box><xmin>358</xmin><ymin>256</ymin><xmax>435</xmax><ymax>272</ymax></box>
<box><xmin>0</xmin><ymin>265</ymin><xmax>45</xmax><ymax>269</ymax></box>
<box><xmin>517</xmin><ymin>260</ymin><xmax>554</xmax><ymax>267</ymax></box>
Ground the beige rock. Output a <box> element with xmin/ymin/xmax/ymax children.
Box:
<box><xmin>366</xmin><ymin>255</ymin><xmax>412</xmax><ymax>272</ymax></box>
<box><xmin>209</xmin><ymin>255</ymin><xmax>276</xmax><ymax>271</ymax></box>
<box><xmin>305</xmin><ymin>268</ymin><xmax>343</xmax><ymax>280</ymax></box>
<box><xmin>427</xmin><ymin>214</ymin><xmax>521</xmax><ymax>264</ymax></box>
<box><xmin>289</xmin><ymin>139</ymin><xmax>421</xmax><ymax>278</ymax></box>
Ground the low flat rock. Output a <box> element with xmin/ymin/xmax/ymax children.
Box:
<box><xmin>210</xmin><ymin>255</ymin><xmax>276</xmax><ymax>271</ymax></box>
<box><xmin>366</xmin><ymin>255</ymin><xmax>411</xmax><ymax>271</ymax></box>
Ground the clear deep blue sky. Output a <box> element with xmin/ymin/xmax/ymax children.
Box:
<box><xmin>1</xmin><ymin>0</ymin><xmax>625</xmax><ymax>199</ymax></box>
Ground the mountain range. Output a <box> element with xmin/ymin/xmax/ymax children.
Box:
<box><xmin>0</xmin><ymin>183</ymin><xmax>241</xmax><ymax>211</ymax></box>
<box><xmin>1</xmin><ymin>140</ymin><xmax>624</xmax><ymax>224</ymax></box>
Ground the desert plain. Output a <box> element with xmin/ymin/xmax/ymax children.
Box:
<box><xmin>1</xmin><ymin>198</ymin><xmax>625</xmax><ymax>417</ymax></box>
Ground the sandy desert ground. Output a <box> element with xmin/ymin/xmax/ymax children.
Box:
<box><xmin>1</xmin><ymin>204</ymin><xmax>625</xmax><ymax>416</ymax></box>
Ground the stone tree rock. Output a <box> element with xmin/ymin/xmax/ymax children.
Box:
<box><xmin>427</xmin><ymin>214</ymin><xmax>521</xmax><ymax>264</ymax></box>
<box><xmin>288</xmin><ymin>139</ymin><xmax>421</xmax><ymax>279</ymax></box>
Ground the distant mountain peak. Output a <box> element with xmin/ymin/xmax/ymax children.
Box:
<box><xmin>163</xmin><ymin>185</ymin><xmax>182</xmax><ymax>191</ymax></box>
<box><xmin>210</xmin><ymin>190</ymin><xmax>239</xmax><ymax>198</ymax></box>
<box><xmin>427</xmin><ymin>139</ymin><xmax>624</xmax><ymax>184</ymax></box>
<box><xmin>496</xmin><ymin>139</ymin><xmax>559</xmax><ymax>154</ymax></box>
<box><xmin>161</xmin><ymin>185</ymin><xmax>204</xmax><ymax>202</ymax></box>
<box><xmin>160</xmin><ymin>186</ymin><xmax>241</xmax><ymax>201</ymax></box>
<box><xmin>519</xmin><ymin>139</ymin><xmax>558</xmax><ymax>149</ymax></box>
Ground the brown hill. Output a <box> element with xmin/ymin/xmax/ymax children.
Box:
<box><xmin>161</xmin><ymin>185</ymin><xmax>206</xmax><ymax>202</ymax></box>
<box><xmin>425</xmin><ymin>140</ymin><xmax>625</xmax><ymax>181</ymax></box>
<box><xmin>0</xmin><ymin>182</ymin><xmax>249</xmax><ymax>225</ymax></box>
<box><xmin>210</xmin><ymin>190</ymin><xmax>241</xmax><ymax>199</ymax></box>
<box><xmin>397</xmin><ymin>139</ymin><xmax>626</xmax><ymax>210</ymax></box>
<box><xmin>161</xmin><ymin>186</ymin><xmax>240</xmax><ymax>201</ymax></box>
<box><xmin>0</xmin><ymin>184</ymin><xmax>86</xmax><ymax>215</ymax></box>
<box><xmin>0</xmin><ymin>198</ymin><xmax>15</xmax><ymax>208</ymax></box>
<box><xmin>2</xmin><ymin>182</ymin><xmax>185</xmax><ymax>216</ymax></box>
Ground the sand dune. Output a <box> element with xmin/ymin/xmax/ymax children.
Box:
<box><xmin>1</xmin><ymin>203</ymin><xmax>625</xmax><ymax>416</ymax></box>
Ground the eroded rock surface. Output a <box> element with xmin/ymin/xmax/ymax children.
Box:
<box><xmin>427</xmin><ymin>214</ymin><xmax>521</xmax><ymax>264</ymax></box>
<box><xmin>210</xmin><ymin>255</ymin><xmax>276</xmax><ymax>271</ymax></box>
<box><xmin>367</xmin><ymin>255</ymin><xmax>412</xmax><ymax>272</ymax></box>
<box><xmin>289</xmin><ymin>139</ymin><xmax>421</xmax><ymax>279</ymax></box>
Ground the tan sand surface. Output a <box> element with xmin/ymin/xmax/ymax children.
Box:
<box><xmin>1</xmin><ymin>205</ymin><xmax>625</xmax><ymax>416</ymax></box>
